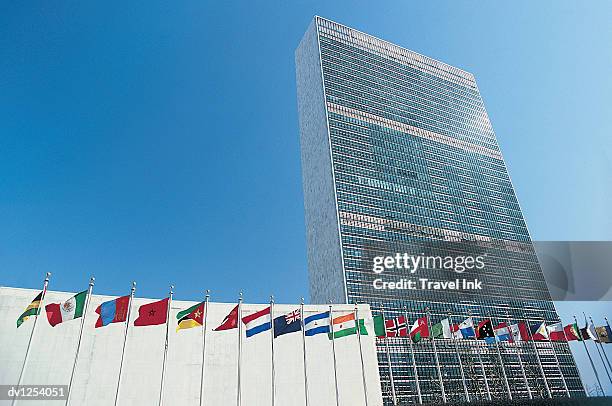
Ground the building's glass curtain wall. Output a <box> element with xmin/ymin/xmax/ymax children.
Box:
<box><xmin>296</xmin><ymin>17</ymin><xmax>584</xmax><ymax>405</ymax></box>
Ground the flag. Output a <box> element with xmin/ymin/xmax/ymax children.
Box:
<box><xmin>586</xmin><ymin>322</ymin><xmax>599</xmax><ymax>341</ymax></box>
<box><xmin>375</xmin><ymin>315</ymin><xmax>408</xmax><ymax>338</ymax></box>
<box><xmin>451</xmin><ymin>324</ymin><xmax>462</xmax><ymax>339</ymax></box>
<box><xmin>410</xmin><ymin>317</ymin><xmax>429</xmax><ymax>343</ymax></box>
<box><xmin>595</xmin><ymin>326</ymin><xmax>612</xmax><ymax>343</ymax></box>
<box><xmin>564</xmin><ymin>323</ymin><xmax>582</xmax><ymax>341</ymax></box>
<box><xmin>431</xmin><ymin>319</ymin><xmax>452</xmax><ymax>339</ymax></box>
<box><xmin>273</xmin><ymin>308</ymin><xmax>302</xmax><ymax>338</ymax></box>
<box><xmin>509</xmin><ymin>324</ymin><xmax>523</xmax><ymax>342</ymax></box>
<box><xmin>214</xmin><ymin>305</ymin><xmax>239</xmax><ymax>331</ymax></box>
<box><xmin>531</xmin><ymin>322</ymin><xmax>549</xmax><ymax>341</ymax></box>
<box><xmin>95</xmin><ymin>296</ymin><xmax>130</xmax><ymax>328</ymax></box>
<box><xmin>46</xmin><ymin>290</ymin><xmax>88</xmax><ymax>327</ymax></box>
<box><xmin>329</xmin><ymin>312</ymin><xmax>367</xmax><ymax>339</ymax></box>
<box><xmin>494</xmin><ymin>323</ymin><xmax>511</xmax><ymax>342</ymax></box>
<box><xmin>134</xmin><ymin>298</ymin><xmax>169</xmax><ymax>327</ymax></box>
<box><xmin>546</xmin><ymin>322</ymin><xmax>566</xmax><ymax>342</ymax></box>
<box><xmin>477</xmin><ymin>320</ymin><xmax>494</xmax><ymax>341</ymax></box>
<box><xmin>17</xmin><ymin>291</ymin><xmax>43</xmax><ymax>328</ymax></box>
<box><xmin>304</xmin><ymin>311</ymin><xmax>330</xmax><ymax>336</ymax></box>
<box><xmin>176</xmin><ymin>301</ymin><xmax>205</xmax><ymax>332</ymax></box>
<box><xmin>242</xmin><ymin>307</ymin><xmax>271</xmax><ymax>338</ymax></box>
<box><xmin>458</xmin><ymin>317</ymin><xmax>476</xmax><ymax>338</ymax></box>
<box><xmin>580</xmin><ymin>326</ymin><xmax>591</xmax><ymax>340</ymax></box>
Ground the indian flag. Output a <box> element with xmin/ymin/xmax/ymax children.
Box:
<box><xmin>328</xmin><ymin>312</ymin><xmax>367</xmax><ymax>339</ymax></box>
<box><xmin>17</xmin><ymin>291</ymin><xmax>44</xmax><ymax>328</ymax></box>
<box><xmin>45</xmin><ymin>290</ymin><xmax>88</xmax><ymax>327</ymax></box>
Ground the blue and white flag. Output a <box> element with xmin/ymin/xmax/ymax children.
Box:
<box><xmin>458</xmin><ymin>317</ymin><xmax>476</xmax><ymax>338</ymax></box>
<box><xmin>304</xmin><ymin>311</ymin><xmax>330</xmax><ymax>336</ymax></box>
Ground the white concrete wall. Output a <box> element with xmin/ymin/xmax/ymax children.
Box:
<box><xmin>0</xmin><ymin>287</ymin><xmax>383</xmax><ymax>406</ymax></box>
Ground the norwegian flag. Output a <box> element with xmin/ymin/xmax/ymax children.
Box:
<box><xmin>385</xmin><ymin>316</ymin><xmax>408</xmax><ymax>337</ymax></box>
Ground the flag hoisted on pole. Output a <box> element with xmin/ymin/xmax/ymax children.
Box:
<box><xmin>65</xmin><ymin>277</ymin><xmax>95</xmax><ymax>406</ymax></box>
<box><xmin>426</xmin><ymin>308</ymin><xmax>446</xmax><ymax>403</ymax></box>
<box><xmin>199</xmin><ymin>290</ymin><xmax>210</xmax><ymax>406</ymax></box>
<box><xmin>270</xmin><ymin>295</ymin><xmax>276</xmax><ymax>406</ymax></box>
<box><xmin>574</xmin><ymin>315</ymin><xmax>604</xmax><ymax>396</ymax></box>
<box><xmin>354</xmin><ymin>304</ymin><xmax>369</xmax><ymax>406</ymax></box>
<box><xmin>543</xmin><ymin>317</ymin><xmax>570</xmax><ymax>397</ymax></box>
<box><xmin>12</xmin><ymin>272</ymin><xmax>51</xmax><ymax>406</ymax></box>
<box><xmin>380</xmin><ymin>305</ymin><xmax>397</xmax><ymax>405</ymax></box>
<box><xmin>114</xmin><ymin>281</ymin><xmax>136</xmax><ymax>406</ymax></box>
<box><xmin>524</xmin><ymin>316</ymin><xmax>552</xmax><ymax>398</ymax></box>
<box><xmin>448</xmin><ymin>311</ymin><xmax>470</xmax><ymax>402</ymax></box>
<box><xmin>487</xmin><ymin>315</ymin><xmax>512</xmax><ymax>400</ymax></box>
<box><xmin>328</xmin><ymin>303</ymin><xmax>340</xmax><ymax>406</ymax></box>
<box><xmin>158</xmin><ymin>285</ymin><xmax>174</xmax><ymax>406</ymax></box>
<box><xmin>588</xmin><ymin>315</ymin><xmax>612</xmax><ymax>385</ymax></box>
<box><xmin>469</xmin><ymin>310</ymin><xmax>491</xmax><ymax>401</ymax></box>
<box><xmin>506</xmin><ymin>312</ymin><xmax>532</xmax><ymax>400</ymax></box>
<box><xmin>404</xmin><ymin>307</ymin><xmax>422</xmax><ymax>404</ymax></box>
<box><xmin>300</xmin><ymin>298</ymin><xmax>309</xmax><ymax>406</ymax></box>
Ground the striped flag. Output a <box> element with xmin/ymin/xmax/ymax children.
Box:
<box><xmin>45</xmin><ymin>290</ymin><xmax>88</xmax><ymax>327</ymax></box>
<box><xmin>329</xmin><ymin>312</ymin><xmax>367</xmax><ymax>339</ymax></box>
<box><xmin>17</xmin><ymin>291</ymin><xmax>44</xmax><ymax>328</ymax></box>
<box><xmin>176</xmin><ymin>301</ymin><xmax>205</xmax><ymax>332</ymax></box>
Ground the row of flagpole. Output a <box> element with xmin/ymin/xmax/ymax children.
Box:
<box><xmin>378</xmin><ymin>308</ymin><xmax>612</xmax><ymax>404</ymax></box>
<box><xmin>12</xmin><ymin>274</ymin><xmax>612</xmax><ymax>405</ymax></box>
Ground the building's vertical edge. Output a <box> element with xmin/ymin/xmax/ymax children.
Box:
<box><xmin>296</xmin><ymin>18</ymin><xmax>346</xmax><ymax>304</ymax></box>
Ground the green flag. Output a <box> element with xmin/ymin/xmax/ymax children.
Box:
<box><xmin>373</xmin><ymin>314</ymin><xmax>386</xmax><ymax>338</ymax></box>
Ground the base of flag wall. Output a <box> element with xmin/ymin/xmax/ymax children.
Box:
<box><xmin>0</xmin><ymin>287</ymin><xmax>383</xmax><ymax>406</ymax></box>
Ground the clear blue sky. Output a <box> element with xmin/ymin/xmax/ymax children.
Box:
<box><xmin>2</xmin><ymin>0</ymin><xmax>611</xmax><ymax>395</ymax></box>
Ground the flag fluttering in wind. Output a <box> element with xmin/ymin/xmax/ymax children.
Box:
<box><xmin>431</xmin><ymin>319</ymin><xmax>452</xmax><ymax>339</ymax></box>
<box><xmin>17</xmin><ymin>291</ymin><xmax>43</xmax><ymax>328</ymax></box>
<box><xmin>329</xmin><ymin>312</ymin><xmax>367</xmax><ymax>339</ymax></box>
<box><xmin>214</xmin><ymin>305</ymin><xmax>239</xmax><ymax>331</ymax></box>
<box><xmin>476</xmin><ymin>320</ymin><xmax>494</xmax><ymax>340</ymax></box>
<box><xmin>374</xmin><ymin>315</ymin><xmax>408</xmax><ymax>338</ymax></box>
<box><xmin>564</xmin><ymin>323</ymin><xmax>582</xmax><ymax>341</ymax></box>
<box><xmin>530</xmin><ymin>322</ymin><xmax>549</xmax><ymax>341</ymax></box>
<box><xmin>243</xmin><ymin>307</ymin><xmax>272</xmax><ymax>338</ymax></box>
<box><xmin>176</xmin><ymin>301</ymin><xmax>205</xmax><ymax>332</ymax></box>
<box><xmin>304</xmin><ymin>311</ymin><xmax>330</xmax><ymax>336</ymax></box>
<box><xmin>133</xmin><ymin>298</ymin><xmax>169</xmax><ymax>327</ymax></box>
<box><xmin>410</xmin><ymin>317</ymin><xmax>429</xmax><ymax>343</ymax></box>
<box><xmin>546</xmin><ymin>322</ymin><xmax>566</xmax><ymax>342</ymax></box>
<box><xmin>457</xmin><ymin>317</ymin><xmax>475</xmax><ymax>338</ymax></box>
<box><xmin>95</xmin><ymin>296</ymin><xmax>130</xmax><ymax>328</ymax></box>
<box><xmin>273</xmin><ymin>308</ymin><xmax>302</xmax><ymax>338</ymax></box>
<box><xmin>46</xmin><ymin>290</ymin><xmax>88</xmax><ymax>327</ymax></box>
<box><xmin>493</xmin><ymin>323</ymin><xmax>511</xmax><ymax>342</ymax></box>
<box><xmin>595</xmin><ymin>326</ymin><xmax>612</xmax><ymax>343</ymax></box>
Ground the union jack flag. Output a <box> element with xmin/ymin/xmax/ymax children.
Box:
<box><xmin>285</xmin><ymin>309</ymin><xmax>301</xmax><ymax>324</ymax></box>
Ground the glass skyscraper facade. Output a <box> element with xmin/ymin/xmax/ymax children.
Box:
<box><xmin>296</xmin><ymin>17</ymin><xmax>584</xmax><ymax>405</ymax></box>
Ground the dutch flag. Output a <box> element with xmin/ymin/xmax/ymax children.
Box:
<box><xmin>242</xmin><ymin>306</ymin><xmax>272</xmax><ymax>337</ymax></box>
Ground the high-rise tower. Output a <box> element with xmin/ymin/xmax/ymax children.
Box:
<box><xmin>296</xmin><ymin>16</ymin><xmax>584</xmax><ymax>404</ymax></box>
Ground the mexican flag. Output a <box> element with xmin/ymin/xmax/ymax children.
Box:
<box><xmin>329</xmin><ymin>312</ymin><xmax>367</xmax><ymax>339</ymax></box>
<box><xmin>410</xmin><ymin>316</ymin><xmax>429</xmax><ymax>343</ymax></box>
<box><xmin>46</xmin><ymin>290</ymin><xmax>88</xmax><ymax>327</ymax></box>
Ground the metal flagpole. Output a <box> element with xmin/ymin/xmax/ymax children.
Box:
<box><xmin>588</xmin><ymin>315</ymin><xmax>612</xmax><ymax>385</ymax></box>
<box><xmin>543</xmin><ymin>317</ymin><xmax>570</xmax><ymax>397</ymax></box>
<box><xmin>381</xmin><ymin>304</ymin><xmax>397</xmax><ymax>405</ymax></box>
<box><xmin>404</xmin><ymin>307</ymin><xmax>422</xmax><ymax>404</ymax></box>
<box><xmin>575</xmin><ymin>315</ymin><xmax>604</xmax><ymax>396</ymax></box>
<box><xmin>199</xmin><ymin>290</ymin><xmax>210</xmax><ymax>406</ymax></box>
<box><xmin>561</xmin><ymin>321</ymin><xmax>588</xmax><ymax>397</ymax></box>
<box><xmin>328</xmin><ymin>303</ymin><xmax>340</xmax><ymax>406</ymax></box>
<box><xmin>237</xmin><ymin>292</ymin><xmax>243</xmax><ymax>406</ymax></box>
<box><xmin>12</xmin><ymin>272</ymin><xmax>51</xmax><ymax>406</ymax></box>
<box><xmin>468</xmin><ymin>310</ymin><xmax>491</xmax><ymax>401</ymax></box>
<box><xmin>426</xmin><ymin>307</ymin><xmax>446</xmax><ymax>403</ymax></box>
<box><xmin>604</xmin><ymin>317</ymin><xmax>612</xmax><ymax>372</ymax></box>
<box><xmin>300</xmin><ymin>298</ymin><xmax>309</xmax><ymax>406</ymax></box>
<box><xmin>158</xmin><ymin>285</ymin><xmax>173</xmax><ymax>406</ymax></box>
<box><xmin>488</xmin><ymin>314</ymin><xmax>512</xmax><ymax>400</ymax></box>
<box><xmin>524</xmin><ymin>317</ymin><xmax>551</xmax><ymax>398</ymax></box>
<box><xmin>114</xmin><ymin>281</ymin><xmax>136</xmax><ymax>406</ymax></box>
<box><xmin>354</xmin><ymin>304</ymin><xmax>369</xmax><ymax>406</ymax></box>
<box><xmin>448</xmin><ymin>311</ymin><xmax>470</xmax><ymax>402</ymax></box>
<box><xmin>270</xmin><ymin>296</ymin><xmax>276</xmax><ymax>406</ymax></box>
<box><xmin>66</xmin><ymin>276</ymin><xmax>95</xmax><ymax>406</ymax></box>
<box><xmin>505</xmin><ymin>312</ymin><xmax>531</xmax><ymax>400</ymax></box>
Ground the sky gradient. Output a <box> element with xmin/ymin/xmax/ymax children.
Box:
<box><xmin>1</xmin><ymin>1</ymin><xmax>611</xmax><ymax>395</ymax></box>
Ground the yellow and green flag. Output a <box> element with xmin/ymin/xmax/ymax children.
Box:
<box><xmin>176</xmin><ymin>301</ymin><xmax>205</xmax><ymax>332</ymax></box>
<box><xmin>17</xmin><ymin>291</ymin><xmax>43</xmax><ymax>328</ymax></box>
